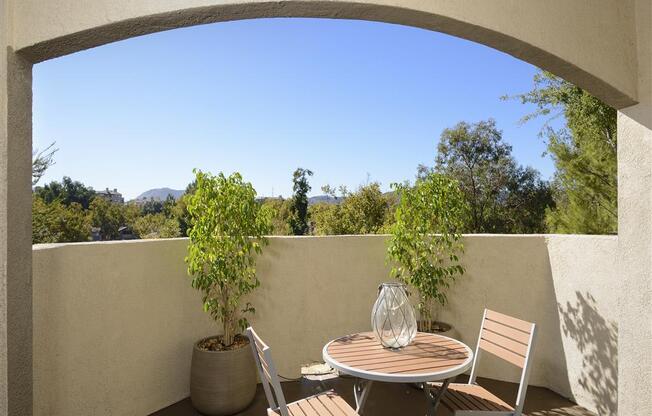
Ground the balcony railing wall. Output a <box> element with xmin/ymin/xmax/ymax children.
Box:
<box><xmin>32</xmin><ymin>235</ymin><xmax>617</xmax><ymax>416</ymax></box>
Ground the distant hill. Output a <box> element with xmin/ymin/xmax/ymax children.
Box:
<box><xmin>257</xmin><ymin>195</ymin><xmax>341</xmax><ymax>205</ymax></box>
<box><xmin>134</xmin><ymin>188</ymin><xmax>184</xmax><ymax>202</ymax></box>
<box><xmin>308</xmin><ymin>195</ymin><xmax>340</xmax><ymax>205</ymax></box>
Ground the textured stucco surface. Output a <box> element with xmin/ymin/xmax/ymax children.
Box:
<box><xmin>2</xmin><ymin>1</ymin><xmax>34</xmax><ymax>414</ymax></box>
<box><xmin>32</xmin><ymin>235</ymin><xmax>617</xmax><ymax>416</ymax></box>
<box><xmin>0</xmin><ymin>1</ymin><xmax>9</xmax><ymax>413</ymax></box>
<box><xmin>617</xmin><ymin>1</ymin><xmax>652</xmax><ymax>415</ymax></box>
<box><xmin>8</xmin><ymin>0</ymin><xmax>640</xmax><ymax>109</ymax></box>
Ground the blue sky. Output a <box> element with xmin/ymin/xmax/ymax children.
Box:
<box><xmin>33</xmin><ymin>18</ymin><xmax>555</xmax><ymax>200</ymax></box>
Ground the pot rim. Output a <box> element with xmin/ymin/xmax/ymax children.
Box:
<box><xmin>194</xmin><ymin>335</ymin><xmax>250</xmax><ymax>354</ymax></box>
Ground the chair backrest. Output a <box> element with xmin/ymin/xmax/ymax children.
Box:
<box><xmin>468</xmin><ymin>309</ymin><xmax>537</xmax><ymax>415</ymax></box>
<box><xmin>246</xmin><ymin>327</ymin><xmax>290</xmax><ymax>416</ymax></box>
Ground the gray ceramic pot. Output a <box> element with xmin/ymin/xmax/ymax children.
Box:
<box><xmin>190</xmin><ymin>336</ymin><xmax>257</xmax><ymax>416</ymax></box>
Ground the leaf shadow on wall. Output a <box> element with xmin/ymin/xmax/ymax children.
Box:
<box><xmin>557</xmin><ymin>291</ymin><xmax>618</xmax><ymax>416</ymax></box>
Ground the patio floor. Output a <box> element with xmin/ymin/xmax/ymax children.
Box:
<box><xmin>150</xmin><ymin>375</ymin><xmax>595</xmax><ymax>416</ymax></box>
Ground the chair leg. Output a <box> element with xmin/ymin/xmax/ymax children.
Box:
<box><xmin>424</xmin><ymin>378</ymin><xmax>451</xmax><ymax>416</ymax></box>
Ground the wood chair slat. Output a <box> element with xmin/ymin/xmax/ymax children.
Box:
<box><xmin>479</xmin><ymin>338</ymin><xmax>526</xmax><ymax>368</ymax></box>
<box><xmin>327</xmin><ymin>393</ymin><xmax>358</xmax><ymax>416</ymax></box>
<box><xmin>296</xmin><ymin>399</ymin><xmax>319</xmax><ymax>416</ymax></box>
<box><xmin>436</xmin><ymin>383</ymin><xmax>515</xmax><ymax>412</ymax></box>
<box><xmin>481</xmin><ymin>329</ymin><xmax>529</xmax><ymax>357</ymax></box>
<box><xmin>451</xmin><ymin>388</ymin><xmax>488</xmax><ymax>411</ymax></box>
<box><xmin>483</xmin><ymin>319</ymin><xmax>531</xmax><ymax>344</ymax></box>
<box><xmin>485</xmin><ymin>309</ymin><xmax>533</xmax><ymax>333</ymax></box>
<box><xmin>315</xmin><ymin>395</ymin><xmax>347</xmax><ymax>416</ymax></box>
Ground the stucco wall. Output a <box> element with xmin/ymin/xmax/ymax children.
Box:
<box><xmin>0</xmin><ymin>1</ymin><xmax>9</xmax><ymax>413</ymax></box>
<box><xmin>32</xmin><ymin>235</ymin><xmax>617</xmax><ymax>416</ymax></box>
<box><xmin>617</xmin><ymin>2</ymin><xmax>652</xmax><ymax>415</ymax></box>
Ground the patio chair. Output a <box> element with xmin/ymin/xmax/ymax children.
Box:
<box><xmin>246</xmin><ymin>327</ymin><xmax>359</xmax><ymax>416</ymax></box>
<box><xmin>428</xmin><ymin>309</ymin><xmax>537</xmax><ymax>416</ymax></box>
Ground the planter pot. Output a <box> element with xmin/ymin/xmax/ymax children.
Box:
<box><xmin>418</xmin><ymin>320</ymin><xmax>457</xmax><ymax>339</ymax></box>
<box><xmin>190</xmin><ymin>336</ymin><xmax>257</xmax><ymax>416</ymax></box>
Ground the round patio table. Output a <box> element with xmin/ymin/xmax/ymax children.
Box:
<box><xmin>323</xmin><ymin>332</ymin><xmax>474</xmax><ymax>416</ymax></box>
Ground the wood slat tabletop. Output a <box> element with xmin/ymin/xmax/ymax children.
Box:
<box><xmin>323</xmin><ymin>332</ymin><xmax>473</xmax><ymax>383</ymax></box>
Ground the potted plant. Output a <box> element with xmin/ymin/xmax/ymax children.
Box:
<box><xmin>387</xmin><ymin>172</ymin><xmax>466</xmax><ymax>337</ymax></box>
<box><xmin>185</xmin><ymin>170</ymin><xmax>272</xmax><ymax>416</ymax></box>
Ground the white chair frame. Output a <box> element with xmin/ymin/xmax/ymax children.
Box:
<box><xmin>246</xmin><ymin>327</ymin><xmax>291</xmax><ymax>416</ymax></box>
<box><xmin>461</xmin><ymin>309</ymin><xmax>538</xmax><ymax>416</ymax></box>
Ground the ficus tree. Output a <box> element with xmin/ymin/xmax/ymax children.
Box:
<box><xmin>185</xmin><ymin>170</ymin><xmax>273</xmax><ymax>347</ymax></box>
<box><xmin>387</xmin><ymin>173</ymin><xmax>467</xmax><ymax>332</ymax></box>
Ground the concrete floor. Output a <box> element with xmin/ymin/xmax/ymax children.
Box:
<box><xmin>150</xmin><ymin>375</ymin><xmax>595</xmax><ymax>416</ymax></box>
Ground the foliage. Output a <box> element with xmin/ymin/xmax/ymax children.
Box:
<box><xmin>310</xmin><ymin>183</ymin><xmax>395</xmax><ymax>235</ymax></box>
<box><xmin>132</xmin><ymin>213</ymin><xmax>181</xmax><ymax>239</ymax></box>
<box><xmin>89</xmin><ymin>197</ymin><xmax>126</xmax><ymax>240</ymax></box>
<box><xmin>289</xmin><ymin>168</ymin><xmax>313</xmax><ymax>235</ymax></box>
<box><xmin>34</xmin><ymin>176</ymin><xmax>97</xmax><ymax>209</ymax></box>
<box><xmin>185</xmin><ymin>170</ymin><xmax>272</xmax><ymax>346</ymax></box>
<box><xmin>387</xmin><ymin>173</ymin><xmax>467</xmax><ymax>329</ymax></box>
<box><xmin>141</xmin><ymin>198</ymin><xmax>164</xmax><ymax>215</ymax></box>
<box><xmin>32</xmin><ymin>142</ymin><xmax>58</xmax><ymax>186</ymax></box>
<box><xmin>431</xmin><ymin>119</ymin><xmax>553</xmax><ymax>233</ymax></box>
<box><xmin>508</xmin><ymin>71</ymin><xmax>617</xmax><ymax>234</ymax></box>
<box><xmin>32</xmin><ymin>196</ymin><xmax>90</xmax><ymax>243</ymax></box>
<box><xmin>260</xmin><ymin>197</ymin><xmax>293</xmax><ymax>235</ymax></box>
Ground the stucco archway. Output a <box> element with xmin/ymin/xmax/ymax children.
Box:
<box><xmin>1</xmin><ymin>1</ymin><xmax>650</xmax><ymax>415</ymax></box>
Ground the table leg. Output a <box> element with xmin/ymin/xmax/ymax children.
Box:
<box><xmin>424</xmin><ymin>378</ymin><xmax>451</xmax><ymax>416</ymax></box>
<box><xmin>353</xmin><ymin>379</ymin><xmax>374</xmax><ymax>413</ymax></box>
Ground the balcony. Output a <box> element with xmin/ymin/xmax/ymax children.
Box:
<box><xmin>32</xmin><ymin>235</ymin><xmax>616</xmax><ymax>416</ymax></box>
<box><xmin>153</xmin><ymin>376</ymin><xmax>595</xmax><ymax>416</ymax></box>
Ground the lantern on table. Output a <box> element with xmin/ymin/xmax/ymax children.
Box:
<box><xmin>371</xmin><ymin>282</ymin><xmax>417</xmax><ymax>349</ymax></box>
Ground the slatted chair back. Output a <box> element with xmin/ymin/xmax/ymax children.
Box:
<box><xmin>246</xmin><ymin>327</ymin><xmax>290</xmax><ymax>416</ymax></box>
<box><xmin>468</xmin><ymin>309</ymin><xmax>537</xmax><ymax>416</ymax></box>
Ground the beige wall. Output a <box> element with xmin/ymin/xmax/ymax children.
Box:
<box><xmin>0</xmin><ymin>1</ymin><xmax>9</xmax><ymax>413</ymax></box>
<box><xmin>33</xmin><ymin>235</ymin><xmax>617</xmax><ymax>416</ymax></box>
<box><xmin>618</xmin><ymin>1</ymin><xmax>652</xmax><ymax>414</ymax></box>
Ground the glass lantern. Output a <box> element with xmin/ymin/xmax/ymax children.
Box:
<box><xmin>371</xmin><ymin>282</ymin><xmax>417</xmax><ymax>349</ymax></box>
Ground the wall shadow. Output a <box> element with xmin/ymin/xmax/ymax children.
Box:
<box><xmin>558</xmin><ymin>292</ymin><xmax>618</xmax><ymax>415</ymax></box>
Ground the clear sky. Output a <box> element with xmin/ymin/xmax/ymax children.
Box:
<box><xmin>33</xmin><ymin>18</ymin><xmax>556</xmax><ymax>200</ymax></box>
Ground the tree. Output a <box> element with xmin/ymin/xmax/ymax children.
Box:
<box><xmin>34</xmin><ymin>176</ymin><xmax>96</xmax><ymax>209</ymax></box>
<box><xmin>288</xmin><ymin>168</ymin><xmax>313</xmax><ymax>235</ymax></box>
<box><xmin>173</xmin><ymin>180</ymin><xmax>197</xmax><ymax>237</ymax></box>
<box><xmin>32</xmin><ymin>196</ymin><xmax>90</xmax><ymax>243</ymax></box>
<box><xmin>310</xmin><ymin>183</ymin><xmax>395</xmax><ymax>235</ymax></box>
<box><xmin>260</xmin><ymin>197</ymin><xmax>293</xmax><ymax>236</ymax></box>
<box><xmin>32</xmin><ymin>142</ymin><xmax>58</xmax><ymax>185</ymax></box>
<box><xmin>89</xmin><ymin>197</ymin><xmax>125</xmax><ymax>240</ymax></box>
<box><xmin>133</xmin><ymin>213</ymin><xmax>181</xmax><ymax>239</ymax></box>
<box><xmin>185</xmin><ymin>170</ymin><xmax>272</xmax><ymax>346</ymax></box>
<box><xmin>432</xmin><ymin>119</ymin><xmax>553</xmax><ymax>233</ymax></box>
<box><xmin>141</xmin><ymin>198</ymin><xmax>164</xmax><ymax>215</ymax></box>
<box><xmin>387</xmin><ymin>173</ymin><xmax>467</xmax><ymax>331</ymax></box>
<box><xmin>508</xmin><ymin>71</ymin><xmax>617</xmax><ymax>234</ymax></box>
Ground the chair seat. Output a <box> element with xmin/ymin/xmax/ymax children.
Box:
<box><xmin>429</xmin><ymin>382</ymin><xmax>515</xmax><ymax>414</ymax></box>
<box><xmin>268</xmin><ymin>390</ymin><xmax>358</xmax><ymax>416</ymax></box>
